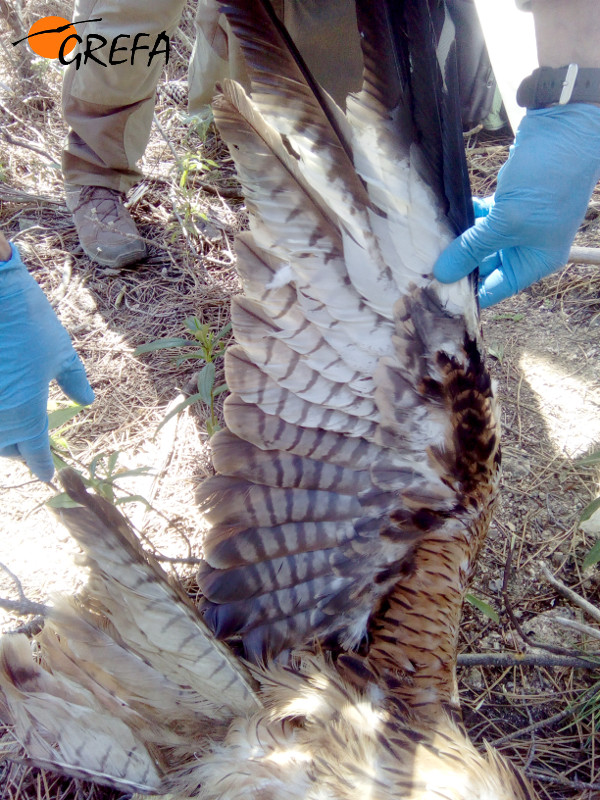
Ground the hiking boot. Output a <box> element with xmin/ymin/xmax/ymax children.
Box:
<box><xmin>66</xmin><ymin>184</ymin><xmax>147</xmax><ymax>268</ymax></box>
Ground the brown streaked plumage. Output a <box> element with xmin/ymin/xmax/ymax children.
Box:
<box><xmin>0</xmin><ymin>1</ymin><xmax>537</xmax><ymax>798</ymax></box>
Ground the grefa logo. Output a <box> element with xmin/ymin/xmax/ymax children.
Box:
<box><xmin>12</xmin><ymin>16</ymin><xmax>170</xmax><ymax>69</ymax></box>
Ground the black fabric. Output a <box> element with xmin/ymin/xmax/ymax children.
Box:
<box><xmin>446</xmin><ymin>0</ymin><xmax>497</xmax><ymax>130</ymax></box>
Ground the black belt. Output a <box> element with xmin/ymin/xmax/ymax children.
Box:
<box><xmin>517</xmin><ymin>64</ymin><xmax>600</xmax><ymax>109</ymax></box>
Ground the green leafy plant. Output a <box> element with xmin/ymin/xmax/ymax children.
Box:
<box><xmin>48</xmin><ymin>450</ymin><xmax>152</xmax><ymax>510</ymax></box>
<box><xmin>572</xmin><ymin>680</ymin><xmax>600</xmax><ymax>737</ymax></box>
<box><xmin>487</xmin><ymin>343</ymin><xmax>504</xmax><ymax>364</ymax></box>
<box><xmin>491</xmin><ymin>312</ymin><xmax>524</xmax><ymax>323</ymax></box>
<box><xmin>45</xmin><ymin>401</ymin><xmax>153</xmax><ymax>509</ymax></box>
<box><xmin>583</xmin><ymin>538</ymin><xmax>600</xmax><ymax>570</ymax></box>
<box><xmin>179</xmin><ymin>152</ymin><xmax>221</xmax><ymax>191</ymax></box>
<box><xmin>173</xmin><ymin>149</ymin><xmax>223</xmax><ymax>240</ymax></box>
<box><xmin>465</xmin><ymin>593</ymin><xmax>500</xmax><ymax>624</ymax></box>
<box><xmin>135</xmin><ymin>316</ymin><xmax>231</xmax><ymax>436</ymax></box>
<box><xmin>182</xmin><ymin>108</ymin><xmax>215</xmax><ymax>147</ymax></box>
<box><xmin>578</xmin><ymin>451</ymin><xmax>600</xmax><ymax>468</ymax></box>
<box><xmin>47</xmin><ymin>401</ymin><xmax>87</xmax><ymax>451</ymax></box>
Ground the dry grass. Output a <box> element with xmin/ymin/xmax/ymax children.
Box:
<box><xmin>457</xmin><ymin>131</ymin><xmax>600</xmax><ymax>799</ymax></box>
<box><xmin>0</xmin><ymin>0</ymin><xmax>245</xmax><ymax>580</ymax></box>
<box><xmin>2</xmin><ymin>3</ymin><xmax>600</xmax><ymax>799</ymax></box>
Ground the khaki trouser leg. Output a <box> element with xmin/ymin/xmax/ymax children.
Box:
<box><xmin>63</xmin><ymin>0</ymin><xmax>363</xmax><ymax>190</ymax></box>
<box><xmin>188</xmin><ymin>0</ymin><xmax>362</xmax><ymax>110</ymax></box>
<box><xmin>283</xmin><ymin>0</ymin><xmax>362</xmax><ymax>106</ymax></box>
<box><xmin>62</xmin><ymin>0</ymin><xmax>187</xmax><ymax>191</ymax></box>
<box><xmin>188</xmin><ymin>1</ymin><xmax>245</xmax><ymax>112</ymax></box>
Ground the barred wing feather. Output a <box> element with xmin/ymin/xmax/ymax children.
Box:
<box><xmin>197</xmin><ymin>0</ymin><xmax>499</xmax><ymax>665</ymax></box>
<box><xmin>0</xmin><ymin>469</ymin><xmax>260</xmax><ymax>791</ymax></box>
<box><xmin>0</xmin><ymin>3</ymin><xmax>524</xmax><ymax>798</ymax></box>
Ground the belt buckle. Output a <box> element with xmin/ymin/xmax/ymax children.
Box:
<box><xmin>558</xmin><ymin>63</ymin><xmax>579</xmax><ymax>104</ymax></box>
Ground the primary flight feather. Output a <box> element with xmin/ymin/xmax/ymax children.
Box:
<box><xmin>0</xmin><ymin>1</ymin><xmax>537</xmax><ymax>798</ymax></box>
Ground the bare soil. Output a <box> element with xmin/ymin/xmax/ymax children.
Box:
<box><xmin>1</xmin><ymin>3</ymin><xmax>600</xmax><ymax>799</ymax></box>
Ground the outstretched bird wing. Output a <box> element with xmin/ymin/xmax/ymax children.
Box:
<box><xmin>0</xmin><ymin>2</ymin><xmax>506</xmax><ymax>795</ymax></box>
<box><xmin>196</xmin><ymin>0</ymin><xmax>499</xmax><ymax>667</ymax></box>
<box><xmin>0</xmin><ymin>469</ymin><xmax>260</xmax><ymax>792</ymax></box>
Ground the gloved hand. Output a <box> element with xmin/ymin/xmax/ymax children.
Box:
<box><xmin>434</xmin><ymin>104</ymin><xmax>600</xmax><ymax>307</ymax></box>
<box><xmin>0</xmin><ymin>240</ymin><xmax>94</xmax><ymax>481</ymax></box>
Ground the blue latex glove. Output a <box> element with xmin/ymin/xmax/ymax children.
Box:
<box><xmin>434</xmin><ymin>104</ymin><xmax>600</xmax><ymax>307</ymax></box>
<box><xmin>0</xmin><ymin>243</ymin><xmax>94</xmax><ymax>481</ymax></box>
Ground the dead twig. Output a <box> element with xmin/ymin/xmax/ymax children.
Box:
<box><xmin>0</xmin><ymin>562</ymin><xmax>48</xmax><ymax>618</ymax></box>
<box><xmin>196</xmin><ymin>180</ymin><xmax>244</xmax><ymax>199</ymax></box>
<box><xmin>11</xmin><ymin>616</ymin><xmax>45</xmax><ymax>638</ymax></box>
<box><xmin>0</xmin><ymin>186</ymin><xmax>65</xmax><ymax>206</ymax></box>
<box><xmin>540</xmin><ymin>562</ymin><xmax>600</xmax><ymax>625</ymax></box>
<box><xmin>0</xmin><ymin>597</ymin><xmax>48</xmax><ymax>617</ymax></box>
<box><xmin>0</xmin><ymin>0</ymin><xmax>25</xmax><ymax>39</ymax></box>
<box><xmin>493</xmin><ymin>684</ymin><xmax>600</xmax><ymax>747</ymax></box>
<box><xmin>553</xmin><ymin>615</ymin><xmax>600</xmax><ymax>643</ymax></box>
<box><xmin>1</xmin><ymin>131</ymin><xmax>60</xmax><ymax>167</ymax></box>
<box><xmin>526</xmin><ymin>771</ymin><xmax>600</xmax><ymax>792</ymax></box>
<box><xmin>502</xmin><ymin>547</ymin><xmax>598</xmax><ymax>660</ymax></box>
<box><xmin>153</xmin><ymin>554</ymin><xmax>204</xmax><ymax>565</ymax></box>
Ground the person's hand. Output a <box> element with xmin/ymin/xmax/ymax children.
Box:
<box><xmin>0</xmin><ymin>239</ymin><xmax>94</xmax><ymax>481</ymax></box>
<box><xmin>434</xmin><ymin>104</ymin><xmax>600</xmax><ymax>307</ymax></box>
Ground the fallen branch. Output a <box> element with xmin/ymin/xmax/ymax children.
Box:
<box><xmin>527</xmin><ymin>771</ymin><xmax>600</xmax><ymax>792</ymax></box>
<box><xmin>553</xmin><ymin>615</ymin><xmax>600</xmax><ymax>642</ymax></box>
<box><xmin>11</xmin><ymin>615</ymin><xmax>45</xmax><ymax>638</ymax></box>
<box><xmin>0</xmin><ymin>0</ymin><xmax>26</xmax><ymax>41</ymax></box>
<box><xmin>0</xmin><ymin>185</ymin><xmax>65</xmax><ymax>206</ymax></box>
<box><xmin>502</xmin><ymin>548</ymin><xmax>590</xmax><ymax>660</ymax></box>
<box><xmin>0</xmin><ymin>562</ymin><xmax>49</xmax><ymax>618</ymax></box>
<box><xmin>197</xmin><ymin>180</ymin><xmax>244</xmax><ymax>199</ymax></box>
<box><xmin>458</xmin><ymin>651</ymin><xmax>597</xmax><ymax>669</ymax></box>
<box><xmin>153</xmin><ymin>554</ymin><xmax>204</xmax><ymax>565</ymax></box>
<box><xmin>568</xmin><ymin>245</ymin><xmax>600</xmax><ymax>266</ymax></box>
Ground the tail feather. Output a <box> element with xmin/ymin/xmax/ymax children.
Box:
<box><xmin>39</xmin><ymin>596</ymin><xmax>211</xmax><ymax>742</ymax></box>
<box><xmin>56</xmin><ymin>469</ymin><xmax>260</xmax><ymax>717</ymax></box>
<box><xmin>0</xmin><ymin>469</ymin><xmax>263</xmax><ymax>788</ymax></box>
<box><xmin>0</xmin><ymin>635</ymin><xmax>164</xmax><ymax>793</ymax></box>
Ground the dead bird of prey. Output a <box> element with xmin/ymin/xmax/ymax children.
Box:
<box><xmin>0</xmin><ymin>1</ymin><xmax>537</xmax><ymax>798</ymax></box>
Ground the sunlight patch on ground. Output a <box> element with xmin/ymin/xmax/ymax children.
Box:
<box><xmin>519</xmin><ymin>350</ymin><xmax>600</xmax><ymax>460</ymax></box>
<box><xmin>0</xmin><ymin>458</ymin><xmax>85</xmax><ymax>633</ymax></box>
